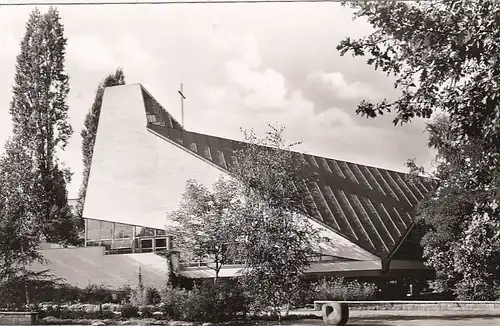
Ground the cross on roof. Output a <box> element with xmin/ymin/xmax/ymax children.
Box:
<box><xmin>178</xmin><ymin>83</ymin><xmax>186</xmax><ymax>128</ymax></box>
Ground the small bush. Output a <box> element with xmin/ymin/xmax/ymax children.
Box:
<box><xmin>159</xmin><ymin>280</ymin><xmax>248</xmax><ymax>323</ymax></box>
<box><xmin>138</xmin><ymin>305</ymin><xmax>155</xmax><ymax>318</ymax></box>
<box><xmin>129</xmin><ymin>286</ymin><xmax>147</xmax><ymax>307</ymax></box>
<box><xmin>146</xmin><ymin>287</ymin><xmax>162</xmax><ymax>305</ymax></box>
<box><xmin>120</xmin><ymin>303</ymin><xmax>139</xmax><ymax>318</ymax></box>
<box><xmin>159</xmin><ymin>286</ymin><xmax>189</xmax><ymax>320</ymax></box>
<box><xmin>129</xmin><ymin>286</ymin><xmax>162</xmax><ymax>306</ymax></box>
<box><xmin>315</xmin><ymin>277</ymin><xmax>378</xmax><ymax>301</ymax></box>
<box><xmin>115</xmin><ymin>285</ymin><xmax>132</xmax><ymax>303</ymax></box>
<box><xmin>39</xmin><ymin>303</ymin><xmax>119</xmax><ymax>320</ymax></box>
<box><xmin>81</xmin><ymin>285</ymin><xmax>114</xmax><ymax>304</ymax></box>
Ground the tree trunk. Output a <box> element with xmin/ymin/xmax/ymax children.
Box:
<box><xmin>25</xmin><ymin>282</ymin><xmax>30</xmax><ymax>307</ymax></box>
<box><xmin>214</xmin><ymin>260</ymin><xmax>220</xmax><ymax>284</ymax></box>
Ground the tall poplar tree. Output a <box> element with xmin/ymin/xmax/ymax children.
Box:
<box><xmin>8</xmin><ymin>7</ymin><xmax>79</xmax><ymax>245</ymax></box>
<box><xmin>77</xmin><ymin>68</ymin><xmax>126</xmax><ymax>217</ymax></box>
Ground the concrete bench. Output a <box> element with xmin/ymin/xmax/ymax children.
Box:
<box><xmin>314</xmin><ymin>300</ymin><xmax>500</xmax><ymax>312</ymax></box>
<box><xmin>315</xmin><ymin>301</ymin><xmax>349</xmax><ymax>326</ymax></box>
<box><xmin>0</xmin><ymin>312</ymin><xmax>38</xmax><ymax>325</ymax></box>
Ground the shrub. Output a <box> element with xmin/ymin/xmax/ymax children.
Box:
<box><xmin>159</xmin><ymin>280</ymin><xmax>249</xmax><ymax>323</ymax></box>
<box><xmin>115</xmin><ymin>285</ymin><xmax>132</xmax><ymax>303</ymax></box>
<box><xmin>146</xmin><ymin>287</ymin><xmax>162</xmax><ymax>305</ymax></box>
<box><xmin>53</xmin><ymin>284</ymin><xmax>83</xmax><ymax>304</ymax></box>
<box><xmin>181</xmin><ymin>286</ymin><xmax>210</xmax><ymax>321</ymax></box>
<box><xmin>207</xmin><ymin>280</ymin><xmax>249</xmax><ymax>321</ymax></box>
<box><xmin>81</xmin><ymin>284</ymin><xmax>114</xmax><ymax>304</ymax></box>
<box><xmin>130</xmin><ymin>286</ymin><xmax>162</xmax><ymax>306</ymax></box>
<box><xmin>38</xmin><ymin>303</ymin><xmax>119</xmax><ymax>320</ymax></box>
<box><xmin>129</xmin><ymin>287</ymin><xmax>147</xmax><ymax>307</ymax></box>
<box><xmin>288</xmin><ymin>278</ymin><xmax>318</xmax><ymax>308</ymax></box>
<box><xmin>38</xmin><ymin>305</ymin><xmax>62</xmax><ymax>319</ymax></box>
<box><xmin>315</xmin><ymin>277</ymin><xmax>378</xmax><ymax>301</ymax></box>
<box><xmin>159</xmin><ymin>286</ymin><xmax>189</xmax><ymax>320</ymax></box>
<box><xmin>139</xmin><ymin>305</ymin><xmax>155</xmax><ymax>318</ymax></box>
<box><xmin>120</xmin><ymin>303</ymin><xmax>139</xmax><ymax>318</ymax></box>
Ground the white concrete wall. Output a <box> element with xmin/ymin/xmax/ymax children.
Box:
<box><xmin>82</xmin><ymin>83</ymin><xmax>378</xmax><ymax>261</ymax></box>
<box><xmin>83</xmin><ymin>84</ymin><xmax>226</xmax><ymax>230</ymax></box>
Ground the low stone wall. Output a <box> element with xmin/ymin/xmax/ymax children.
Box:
<box><xmin>0</xmin><ymin>312</ymin><xmax>38</xmax><ymax>325</ymax></box>
<box><xmin>313</xmin><ymin>301</ymin><xmax>500</xmax><ymax>312</ymax></box>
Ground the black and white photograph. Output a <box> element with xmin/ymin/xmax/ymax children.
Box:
<box><xmin>0</xmin><ymin>1</ymin><xmax>499</xmax><ymax>325</ymax></box>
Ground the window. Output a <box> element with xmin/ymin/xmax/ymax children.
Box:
<box><xmin>147</xmin><ymin>114</ymin><xmax>158</xmax><ymax>123</ymax></box>
<box><xmin>136</xmin><ymin>227</ymin><xmax>155</xmax><ymax>237</ymax></box>
<box><xmin>111</xmin><ymin>238</ymin><xmax>133</xmax><ymax>249</ymax></box>
<box><xmin>156</xmin><ymin>229</ymin><xmax>166</xmax><ymax>236</ymax></box>
<box><xmin>86</xmin><ymin>219</ymin><xmax>101</xmax><ymax>241</ymax></box>
<box><xmin>141</xmin><ymin>239</ymin><xmax>153</xmax><ymax>253</ymax></box>
<box><xmin>155</xmin><ymin>238</ymin><xmax>167</xmax><ymax>248</ymax></box>
<box><xmin>141</xmin><ymin>239</ymin><xmax>153</xmax><ymax>248</ymax></box>
<box><xmin>100</xmin><ymin>221</ymin><xmax>113</xmax><ymax>240</ymax></box>
<box><xmin>86</xmin><ymin>219</ymin><xmax>112</xmax><ymax>241</ymax></box>
<box><xmin>86</xmin><ymin>239</ymin><xmax>112</xmax><ymax>249</ymax></box>
<box><xmin>86</xmin><ymin>241</ymin><xmax>101</xmax><ymax>247</ymax></box>
<box><xmin>114</xmin><ymin>223</ymin><xmax>133</xmax><ymax>239</ymax></box>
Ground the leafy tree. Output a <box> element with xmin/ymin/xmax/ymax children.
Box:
<box><xmin>408</xmin><ymin>115</ymin><xmax>500</xmax><ymax>299</ymax></box>
<box><xmin>170</xmin><ymin>124</ymin><xmax>323</xmax><ymax>317</ymax></box>
<box><xmin>77</xmin><ymin>68</ymin><xmax>126</xmax><ymax>217</ymax></box>
<box><xmin>231</xmin><ymin>124</ymin><xmax>322</xmax><ymax>321</ymax></box>
<box><xmin>338</xmin><ymin>1</ymin><xmax>500</xmax><ymax>299</ymax></box>
<box><xmin>168</xmin><ymin>177</ymin><xmax>242</xmax><ymax>283</ymax></box>
<box><xmin>0</xmin><ymin>139</ymin><xmax>61</xmax><ymax>309</ymax></box>
<box><xmin>0</xmin><ymin>140</ymin><xmax>44</xmax><ymax>284</ymax></box>
<box><xmin>9</xmin><ymin>7</ymin><xmax>79</xmax><ymax>245</ymax></box>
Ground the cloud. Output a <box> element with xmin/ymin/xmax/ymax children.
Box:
<box><xmin>308</xmin><ymin>71</ymin><xmax>381</xmax><ymax>101</ymax></box>
<box><xmin>304</xmin><ymin>70</ymin><xmax>383</xmax><ymax>114</ymax></box>
<box><xmin>0</xmin><ymin>32</ymin><xmax>18</xmax><ymax>59</ymax></box>
<box><xmin>194</xmin><ymin>30</ymin><xmax>434</xmax><ymax>175</ymax></box>
<box><xmin>316</xmin><ymin>107</ymin><xmax>353</xmax><ymax>127</ymax></box>
<box><xmin>66</xmin><ymin>35</ymin><xmax>116</xmax><ymax>72</ymax></box>
<box><xmin>0</xmin><ymin>3</ymin><xmax>435</xmax><ymax>198</ymax></box>
<box><xmin>226</xmin><ymin>61</ymin><xmax>288</xmax><ymax>110</ymax></box>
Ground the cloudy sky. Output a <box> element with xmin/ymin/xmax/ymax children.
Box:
<box><xmin>0</xmin><ymin>1</ymin><xmax>435</xmax><ymax>198</ymax></box>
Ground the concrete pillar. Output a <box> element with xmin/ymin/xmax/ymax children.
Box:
<box><xmin>166</xmin><ymin>235</ymin><xmax>173</xmax><ymax>250</ymax></box>
<box><xmin>111</xmin><ymin>222</ymin><xmax>115</xmax><ymax>251</ymax></box>
<box><xmin>84</xmin><ymin>219</ymin><xmax>88</xmax><ymax>247</ymax></box>
<box><xmin>132</xmin><ymin>226</ymin><xmax>136</xmax><ymax>253</ymax></box>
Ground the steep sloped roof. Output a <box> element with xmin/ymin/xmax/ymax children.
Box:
<box><xmin>140</xmin><ymin>86</ymin><xmax>438</xmax><ymax>260</ymax></box>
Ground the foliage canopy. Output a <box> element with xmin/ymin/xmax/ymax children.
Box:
<box><xmin>339</xmin><ymin>0</ymin><xmax>500</xmax><ymax>299</ymax></box>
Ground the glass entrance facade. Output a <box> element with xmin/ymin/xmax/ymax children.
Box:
<box><xmin>84</xmin><ymin>218</ymin><xmax>170</xmax><ymax>254</ymax></box>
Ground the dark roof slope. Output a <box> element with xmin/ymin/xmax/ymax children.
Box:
<box><xmin>140</xmin><ymin>86</ymin><xmax>438</xmax><ymax>260</ymax></box>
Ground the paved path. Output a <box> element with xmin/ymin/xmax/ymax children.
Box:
<box><xmin>282</xmin><ymin>310</ymin><xmax>500</xmax><ymax>325</ymax></box>
<box><xmin>282</xmin><ymin>318</ymin><xmax>500</xmax><ymax>325</ymax></box>
<box><xmin>41</xmin><ymin>311</ymin><xmax>500</xmax><ymax>326</ymax></box>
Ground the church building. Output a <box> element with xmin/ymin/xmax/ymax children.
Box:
<box><xmin>32</xmin><ymin>84</ymin><xmax>438</xmax><ymax>290</ymax></box>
